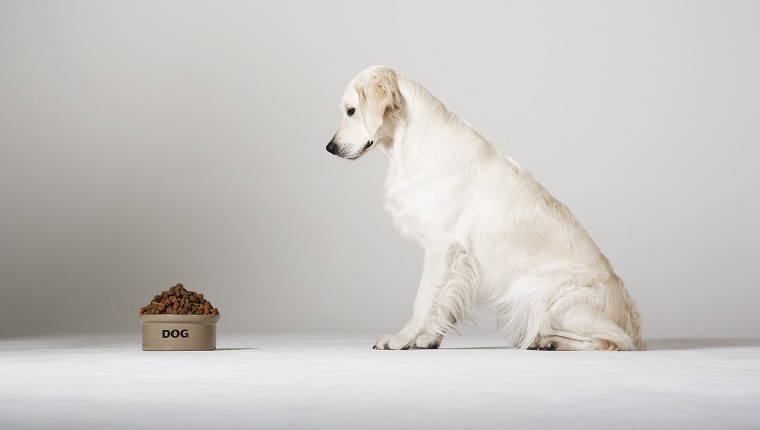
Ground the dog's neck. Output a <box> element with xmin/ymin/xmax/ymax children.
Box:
<box><xmin>381</xmin><ymin>75</ymin><xmax>490</xmax><ymax>171</ymax></box>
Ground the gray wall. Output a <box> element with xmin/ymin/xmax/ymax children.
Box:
<box><xmin>1</xmin><ymin>1</ymin><xmax>758</xmax><ymax>339</ymax></box>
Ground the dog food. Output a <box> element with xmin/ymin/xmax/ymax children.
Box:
<box><xmin>140</xmin><ymin>283</ymin><xmax>219</xmax><ymax>315</ymax></box>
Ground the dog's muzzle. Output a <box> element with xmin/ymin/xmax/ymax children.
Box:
<box><xmin>326</xmin><ymin>140</ymin><xmax>339</xmax><ymax>155</ymax></box>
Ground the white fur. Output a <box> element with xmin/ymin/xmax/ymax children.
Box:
<box><xmin>328</xmin><ymin>66</ymin><xmax>644</xmax><ymax>351</ymax></box>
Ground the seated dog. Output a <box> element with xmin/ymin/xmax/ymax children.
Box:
<box><xmin>326</xmin><ymin>66</ymin><xmax>643</xmax><ymax>351</ymax></box>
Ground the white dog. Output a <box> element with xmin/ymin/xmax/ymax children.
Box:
<box><xmin>327</xmin><ymin>66</ymin><xmax>644</xmax><ymax>351</ymax></box>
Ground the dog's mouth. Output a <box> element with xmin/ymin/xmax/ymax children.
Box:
<box><xmin>344</xmin><ymin>141</ymin><xmax>374</xmax><ymax>160</ymax></box>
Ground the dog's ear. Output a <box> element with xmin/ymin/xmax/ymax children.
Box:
<box><xmin>356</xmin><ymin>68</ymin><xmax>402</xmax><ymax>139</ymax></box>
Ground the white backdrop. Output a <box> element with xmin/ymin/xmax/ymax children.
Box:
<box><xmin>1</xmin><ymin>0</ymin><xmax>758</xmax><ymax>338</ymax></box>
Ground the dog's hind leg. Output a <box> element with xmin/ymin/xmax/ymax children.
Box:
<box><xmin>374</xmin><ymin>243</ymin><xmax>478</xmax><ymax>350</ymax></box>
<box><xmin>529</xmin><ymin>285</ymin><xmax>639</xmax><ymax>351</ymax></box>
<box><xmin>531</xmin><ymin>335</ymin><xmax>620</xmax><ymax>351</ymax></box>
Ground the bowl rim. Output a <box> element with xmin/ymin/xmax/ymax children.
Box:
<box><xmin>139</xmin><ymin>314</ymin><xmax>220</xmax><ymax>321</ymax></box>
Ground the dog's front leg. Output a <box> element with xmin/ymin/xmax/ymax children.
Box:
<box><xmin>374</xmin><ymin>245</ymin><xmax>451</xmax><ymax>350</ymax></box>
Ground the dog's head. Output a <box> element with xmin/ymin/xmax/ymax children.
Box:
<box><xmin>326</xmin><ymin>66</ymin><xmax>402</xmax><ymax>159</ymax></box>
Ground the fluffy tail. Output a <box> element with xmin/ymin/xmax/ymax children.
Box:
<box><xmin>495</xmin><ymin>276</ymin><xmax>555</xmax><ymax>350</ymax></box>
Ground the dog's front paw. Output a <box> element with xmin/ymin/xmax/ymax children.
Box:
<box><xmin>373</xmin><ymin>334</ymin><xmax>414</xmax><ymax>350</ymax></box>
<box><xmin>411</xmin><ymin>333</ymin><xmax>441</xmax><ymax>349</ymax></box>
<box><xmin>373</xmin><ymin>332</ymin><xmax>442</xmax><ymax>350</ymax></box>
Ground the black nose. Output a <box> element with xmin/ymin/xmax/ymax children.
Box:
<box><xmin>326</xmin><ymin>140</ymin><xmax>338</xmax><ymax>154</ymax></box>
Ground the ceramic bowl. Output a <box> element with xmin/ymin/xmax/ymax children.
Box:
<box><xmin>139</xmin><ymin>314</ymin><xmax>220</xmax><ymax>351</ymax></box>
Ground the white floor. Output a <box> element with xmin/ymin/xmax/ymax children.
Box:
<box><xmin>1</xmin><ymin>335</ymin><xmax>759</xmax><ymax>430</ymax></box>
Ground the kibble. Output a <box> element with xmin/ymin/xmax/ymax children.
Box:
<box><xmin>140</xmin><ymin>283</ymin><xmax>219</xmax><ymax>316</ymax></box>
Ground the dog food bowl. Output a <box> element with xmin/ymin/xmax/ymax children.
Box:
<box><xmin>139</xmin><ymin>314</ymin><xmax>220</xmax><ymax>351</ymax></box>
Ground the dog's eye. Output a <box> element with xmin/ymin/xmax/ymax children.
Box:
<box><xmin>346</xmin><ymin>107</ymin><xmax>355</xmax><ymax>117</ymax></box>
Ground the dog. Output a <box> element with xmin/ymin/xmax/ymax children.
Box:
<box><xmin>326</xmin><ymin>66</ymin><xmax>644</xmax><ymax>351</ymax></box>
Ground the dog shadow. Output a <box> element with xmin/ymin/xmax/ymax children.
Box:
<box><xmin>438</xmin><ymin>339</ymin><xmax>759</xmax><ymax>351</ymax></box>
<box><xmin>643</xmin><ymin>339</ymin><xmax>759</xmax><ymax>351</ymax></box>
<box><xmin>439</xmin><ymin>346</ymin><xmax>511</xmax><ymax>350</ymax></box>
<box><xmin>215</xmin><ymin>347</ymin><xmax>258</xmax><ymax>351</ymax></box>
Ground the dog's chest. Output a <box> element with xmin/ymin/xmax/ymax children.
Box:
<box><xmin>385</xmin><ymin>185</ymin><xmax>425</xmax><ymax>241</ymax></box>
<box><xmin>384</xmin><ymin>167</ymin><xmax>463</xmax><ymax>243</ymax></box>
